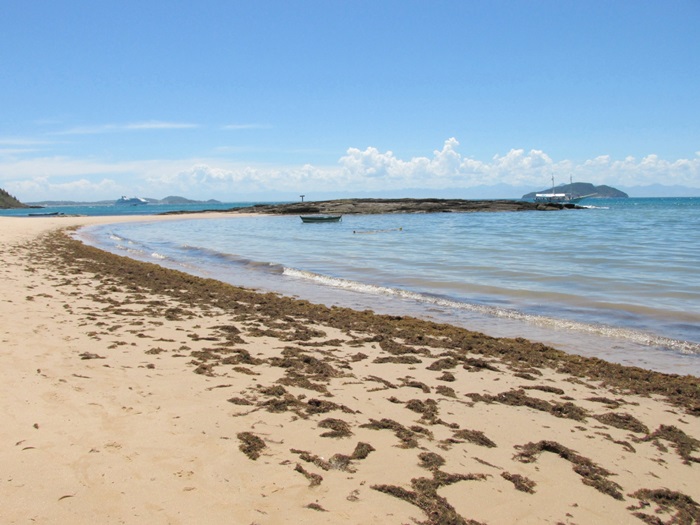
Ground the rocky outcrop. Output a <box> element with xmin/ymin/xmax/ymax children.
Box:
<box><xmin>229</xmin><ymin>198</ymin><xmax>582</xmax><ymax>215</ymax></box>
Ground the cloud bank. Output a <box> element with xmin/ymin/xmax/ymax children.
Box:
<box><xmin>2</xmin><ymin>138</ymin><xmax>699</xmax><ymax>201</ymax></box>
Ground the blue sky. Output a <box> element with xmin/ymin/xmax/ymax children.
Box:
<box><xmin>1</xmin><ymin>0</ymin><xmax>699</xmax><ymax>201</ymax></box>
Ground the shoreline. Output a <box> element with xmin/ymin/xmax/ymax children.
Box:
<box><xmin>2</xmin><ymin>214</ymin><xmax>699</xmax><ymax>524</ymax></box>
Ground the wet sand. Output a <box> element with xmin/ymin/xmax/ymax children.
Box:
<box><xmin>1</xmin><ymin>214</ymin><xmax>699</xmax><ymax>524</ymax></box>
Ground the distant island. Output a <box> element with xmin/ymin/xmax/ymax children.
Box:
<box><xmin>0</xmin><ymin>190</ymin><xmax>224</xmax><ymax>210</ymax></box>
<box><xmin>23</xmin><ymin>196</ymin><xmax>223</xmax><ymax>206</ymax></box>
<box><xmin>522</xmin><ymin>182</ymin><xmax>628</xmax><ymax>200</ymax></box>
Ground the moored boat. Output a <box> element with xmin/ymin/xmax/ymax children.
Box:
<box><xmin>534</xmin><ymin>176</ymin><xmax>596</xmax><ymax>204</ymax></box>
<box><xmin>300</xmin><ymin>215</ymin><xmax>342</xmax><ymax>223</ymax></box>
<box><xmin>534</xmin><ymin>192</ymin><xmax>588</xmax><ymax>204</ymax></box>
<box><xmin>28</xmin><ymin>211</ymin><xmax>62</xmax><ymax>217</ymax></box>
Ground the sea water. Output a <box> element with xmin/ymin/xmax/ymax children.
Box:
<box><xmin>75</xmin><ymin>198</ymin><xmax>700</xmax><ymax>376</ymax></box>
<box><xmin>0</xmin><ymin>201</ymin><xmax>256</xmax><ymax>217</ymax></box>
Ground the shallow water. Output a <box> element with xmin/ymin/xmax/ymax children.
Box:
<box><xmin>77</xmin><ymin>197</ymin><xmax>700</xmax><ymax>376</ymax></box>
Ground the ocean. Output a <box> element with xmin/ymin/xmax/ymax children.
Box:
<box><xmin>58</xmin><ymin>197</ymin><xmax>700</xmax><ymax>376</ymax></box>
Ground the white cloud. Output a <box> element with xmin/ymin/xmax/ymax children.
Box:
<box><xmin>0</xmin><ymin>137</ymin><xmax>55</xmax><ymax>157</ymax></box>
<box><xmin>10</xmin><ymin>176</ymin><xmax>120</xmax><ymax>201</ymax></box>
<box><xmin>2</xmin><ymin>138</ymin><xmax>699</xmax><ymax>201</ymax></box>
<box><xmin>340</xmin><ymin>140</ymin><xmax>560</xmax><ymax>189</ymax></box>
<box><xmin>54</xmin><ymin>121</ymin><xmax>198</xmax><ymax>135</ymax></box>
<box><xmin>340</xmin><ymin>140</ymin><xmax>700</xmax><ymax>190</ymax></box>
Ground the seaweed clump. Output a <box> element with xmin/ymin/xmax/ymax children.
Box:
<box><xmin>466</xmin><ymin>389</ymin><xmax>588</xmax><ymax>421</ymax></box>
<box><xmin>641</xmin><ymin>425</ymin><xmax>700</xmax><ymax>465</ymax></box>
<box><xmin>501</xmin><ymin>472</ymin><xmax>536</xmax><ymax>494</ymax></box>
<box><xmin>452</xmin><ymin>429</ymin><xmax>497</xmax><ymax>448</ymax></box>
<box><xmin>360</xmin><ymin>418</ymin><xmax>420</xmax><ymax>448</ymax></box>
<box><xmin>294</xmin><ymin>463</ymin><xmax>323</xmax><ymax>487</ymax></box>
<box><xmin>318</xmin><ymin>418</ymin><xmax>353</xmax><ymax>438</ymax></box>
<box><xmin>593</xmin><ymin>412</ymin><xmax>649</xmax><ymax>434</ymax></box>
<box><xmin>291</xmin><ymin>441</ymin><xmax>375</xmax><ymax>474</ymax></box>
<box><xmin>418</xmin><ymin>452</ymin><xmax>446</xmax><ymax>470</ymax></box>
<box><xmin>373</xmin><ymin>462</ymin><xmax>487</xmax><ymax>525</ymax></box>
<box><xmin>237</xmin><ymin>432</ymin><xmax>266</xmax><ymax>460</ymax></box>
<box><xmin>628</xmin><ymin>488</ymin><xmax>700</xmax><ymax>524</ymax></box>
<box><xmin>514</xmin><ymin>440</ymin><xmax>623</xmax><ymax>500</ymax></box>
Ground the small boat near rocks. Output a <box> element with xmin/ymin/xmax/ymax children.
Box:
<box><xmin>300</xmin><ymin>215</ymin><xmax>342</xmax><ymax>223</ymax></box>
<box><xmin>534</xmin><ymin>176</ymin><xmax>596</xmax><ymax>204</ymax></box>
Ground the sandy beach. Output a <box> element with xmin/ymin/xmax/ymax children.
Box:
<box><xmin>1</xmin><ymin>213</ymin><xmax>699</xmax><ymax>525</ymax></box>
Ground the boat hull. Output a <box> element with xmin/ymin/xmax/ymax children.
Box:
<box><xmin>300</xmin><ymin>215</ymin><xmax>342</xmax><ymax>223</ymax></box>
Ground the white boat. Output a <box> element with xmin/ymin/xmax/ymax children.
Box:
<box><xmin>115</xmin><ymin>196</ymin><xmax>148</xmax><ymax>206</ymax></box>
<box><xmin>300</xmin><ymin>215</ymin><xmax>342</xmax><ymax>223</ymax></box>
<box><xmin>534</xmin><ymin>176</ymin><xmax>595</xmax><ymax>204</ymax></box>
<box><xmin>534</xmin><ymin>192</ymin><xmax>582</xmax><ymax>203</ymax></box>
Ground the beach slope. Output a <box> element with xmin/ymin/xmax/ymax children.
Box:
<box><xmin>1</xmin><ymin>216</ymin><xmax>699</xmax><ymax>524</ymax></box>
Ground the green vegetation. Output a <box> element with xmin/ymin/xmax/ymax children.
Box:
<box><xmin>0</xmin><ymin>188</ymin><xmax>27</xmax><ymax>209</ymax></box>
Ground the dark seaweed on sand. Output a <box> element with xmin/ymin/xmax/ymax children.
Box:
<box><xmin>501</xmin><ymin>472</ymin><xmax>536</xmax><ymax>494</ymax></box>
<box><xmin>426</xmin><ymin>357</ymin><xmax>459</xmax><ymax>371</ymax></box>
<box><xmin>452</xmin><ymin>429</ymin><xmax>497</xmax><ymax>448</ymax></box>
<box><xmin>372</xmin><ymin>457</ymin><xmax>488</xmax><ymax>525</ymax></box>
<box><xmin>462</xmin><ymin>357</ymin><xmax>500</xmax><ymax>372</ymax></box>
<box><xmin>418</xmin><ymin>452</ymin><xmax>445</xmax><ymax>470</ymax></box>
<box><xmin>45</xmin><ymin>230</ymin><xmax>700</xmax><ymax>416</ymax></box>
<box><xmin>514</xmin><ymin>440</ymin><xmax>624</xmax><ymax>500</ymax></box>
<box><xmin>466</xmin><ymin>389</ymin><xmax>588</xmax><ymax>421</ymax></box>
<box><xmin>291</xmin><ymin>442</ymin><xmax>375</xmax><ymax>473</ymax></box>
<box><xmin>436</xmin><ymin>372</ymin><xmax>456</xmax><ymax>383</ymax></box>
<box><xmin>374</xmin><ymin>355</ymin><xmax>423</xmax><ymax>364</ymax></box>
<box><xmin>628</xmin><ymin>488</ymin><xmax>700</xmax><ymax>524</ymax></box>
<box><xmin>593</xmin><ymin>412</ymin><xmax>650</xmax><ymax>434</ymax></box>
<box><xmin>521</xmin><ymin>384</ymin><xmax>565</xmax><ymax>395</ymax></box>
<box><xmin>405</xmin><ymin>398</ymin><xmax>441</xmax><ymax>424</ymax></box>
<box><xmin>360</xmin><ymin>418</ymin><xmax>420</xmax><ymax>448</ymax></box>
<box><xmin>435</xmin><ymin>385</ymin><xmax>457</xmax><ymax>398</ymax></box>
<box><xmin>294</xmin><ymin>463</ymin><xmax>323</xmax><ymax>487</ymax></box>
<box><xmin>305</xmin><ymin>398</ymin><xmax>355</xmax><ymax>415</ymax></box>
<box><xmin>401</xmin><ymin>378</ymin><xmax>431</xmax><ymax>393</ymax></box>
<box><xmin>318</xmin><ymin>418</ymin><xmax>353</xmax><ymax>438</ymax></box>
<box><xmin>641</xmin><ymin>425</ymin><xmax>700</xmax><ymax>465</ymax></box>
<box><xmin>237</xmin><ymin>432</ymin><xmax>266</xmax><ymax>460</ymax></box>
<box><xmin>304</xmin><ymin>502</ymin><xmax>328</xmax><ymax>512</ymax></box>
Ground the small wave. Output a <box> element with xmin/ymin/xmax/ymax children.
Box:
<box><xmin>283</xmin><ymin>267</ymin><xmax>700</xmax><ymax>356</ymax></box>
<box><xmin>108</xmin><ymin>232</ymin><xmax>144</xmax><ymax>248</ymax></box>
<box><xmin>181</xmin><ymin>245</ymin><xmax>285</xmax><ymax>274</ymax></box>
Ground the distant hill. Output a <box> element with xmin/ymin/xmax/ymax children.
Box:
<box><xmin>27</xmin><ymin>196</ymin><xmax>223</xmax><ymax>206</ymax></box>
<box><xmin>158</xmin><ymin>196</ymin><xmax>222</xmax><ymax>204</ymax></box>
<box><xmin>0</xmin><ymin>188</ymin><xmax>28</xmax><ymax>209</ymax></box>
<box><xmin>522</xmin><ymin>182</ymin><xmax>628</xmax><ymax>200</ymax></box>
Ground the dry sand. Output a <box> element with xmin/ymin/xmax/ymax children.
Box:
<box><xmin>1</xmin><ymin>214</ymin><xmax>699</xmax><ymax>525</ymax></box>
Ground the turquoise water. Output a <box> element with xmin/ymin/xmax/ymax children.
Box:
<box><xmin>0</xmin><ymin>201</ymin><xmax>260</xmax><ymax>217</ymax></box>
<box><xmin>77</xmin><ymin>198</ymin><xmax>700</xmax><ymax>375</ymax></box>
